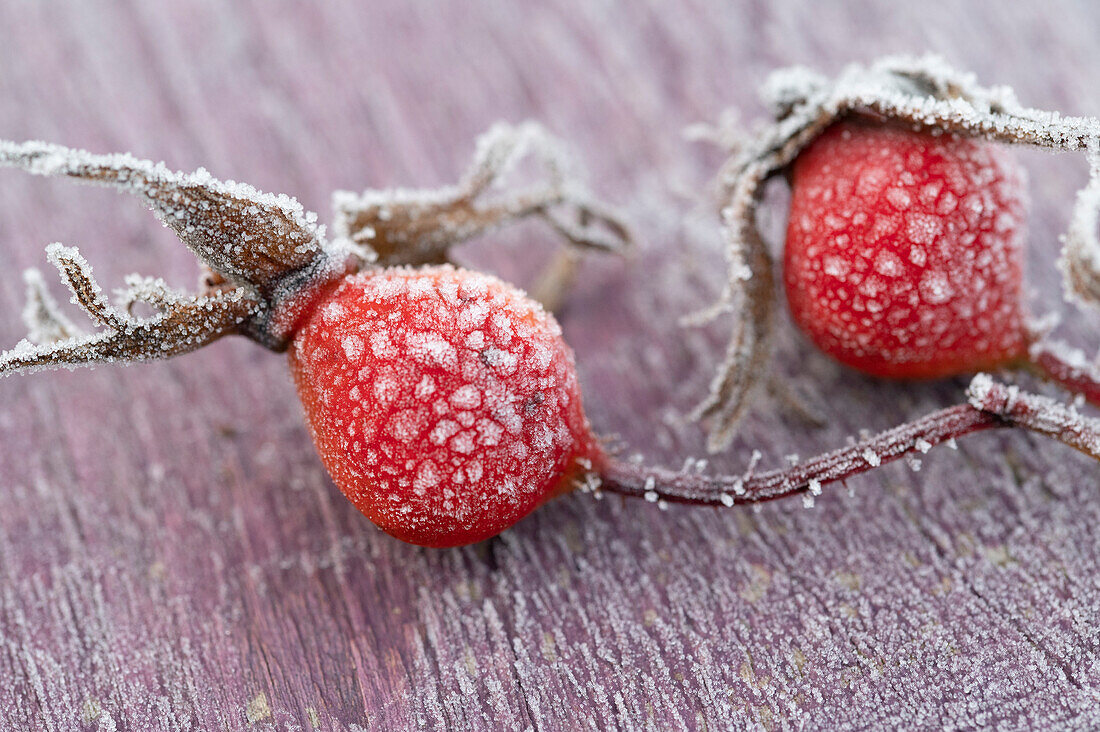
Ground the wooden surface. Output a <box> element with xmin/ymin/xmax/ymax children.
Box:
<box><xmin>1</xmin><ymin>2</ymin><xmax>1100</xmax><ymax>729</ymax></box>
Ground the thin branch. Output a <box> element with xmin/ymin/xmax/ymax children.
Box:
<box><xmin>599</xmin><ymin>375</ymin><xmax>1100</xmax><ymax>508</ymax></box>
<box><xmin>1028</xmin><ymin>338</ymin><xmax>1100</xmax><ymax>408</ymax></box>
<box><xmin>968</xmin><ymin>373</ymin><xmax>1100</xmax><ymax>457</ymax></box>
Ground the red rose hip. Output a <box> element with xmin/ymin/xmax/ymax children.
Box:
<box><xmin>288</xmin><ymin>266</ymin><xmax>600</xmax><ymax>547</ymax></box>
<box><xmin>784</xmin><ymin>119</ymin><xmax>1029</xmax><ymax>379</ymax></box>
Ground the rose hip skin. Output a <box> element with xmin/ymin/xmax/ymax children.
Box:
<box><xmin>784</xmin><ymin>119</ymin><xmax>1028</xmax><ymax>379</ymax></box>
<box><xmin>288</xmin><ymin>266</ymin><xmax>600</xmax><ymax>547</ymax></box>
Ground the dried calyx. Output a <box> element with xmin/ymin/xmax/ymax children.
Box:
<box><xmin>0</xmin><ymin>122</ymin><xmax>629</xmax><ymax>375</ymax></box>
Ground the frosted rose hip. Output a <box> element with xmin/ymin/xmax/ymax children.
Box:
<box><xmin>288</xmin><ymin>266</ymin><xmax>600</xmax><ymax>547</ymax></box>
<box><xmin>784</xmin><ymin>119</ymin><xmax>1029</xmax><ymax>379</ymax></box>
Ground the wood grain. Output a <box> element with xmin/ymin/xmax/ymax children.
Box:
<box><xmin>1</xmin><ymin>1</ymin><xmax>1099</xmax><ymax>729</ymax></box>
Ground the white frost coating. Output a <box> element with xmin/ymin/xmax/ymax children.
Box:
<box><xmin>406</xmin><ymin>331</ymin><xmax>458</xmax><ymax>368</ymax></box>
<box><xmin>341</xmin><ymin>335</ymin><xmax>364</xmax><ymax>361</ymax></box>
<box><xmin>967</xmin><ymin>372</ymin><xmax>996</xmax><ymax>404</ymax></box>
<box><xmin>449</xmin><ymin>384</ymin><xmax>482</xmax><ymax>410</ymax></box>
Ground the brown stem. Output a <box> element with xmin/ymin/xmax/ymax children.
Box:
<box><xmin>598</xmin><ymin>377</ymin><xmax>1100</xmax><ymax>507</ymax></box>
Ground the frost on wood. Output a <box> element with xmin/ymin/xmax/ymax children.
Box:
<box><xmin>0</xmin><ymin>123</ymin><xmax>627</xmax><ymax>375</ymax></box>
<box><xmin>698</xmin><ymin>54</ymin><xmax>1100</xmax><ymax>450</ymax></box>
<box><xmin>331</xmin><ymin>121</ymin><xmax>630</xmax><ymax>267</ymax></box>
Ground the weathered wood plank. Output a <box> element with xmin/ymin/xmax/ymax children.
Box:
<box><xmin>1</xmin><ymin>1</ymin><xmax>1099</xmax><ymax>729</ymax></box>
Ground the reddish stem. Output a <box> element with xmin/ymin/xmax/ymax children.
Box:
<box><xmin>598</xmin><ymin>378</ymin><xmax>1100</xmax><ymax>507</ymax></box>
<box><xmin>599</xmin><ymin>405</ymin><xmax>1004</xmax><ymax>506</ymax></box>
<box><xmin>1028</xmin><ymin>339</ymin><xmax>1100</xmax><ymax>408</ymax></box>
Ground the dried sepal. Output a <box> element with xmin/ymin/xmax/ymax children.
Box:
<box><xmin>22</xmin><ymin>267</ymin><xmax>81</xmax><ymax>345</ymax></box>
<box><xmin>331</xmin><ymin>121</ymin><xmax>630</xmax><ymax>268</ymax></box>
<box><xmin>698</xmin><ymin>54</ymin><xmax>1100</xmax><ymax>450</ymax></box>
<box><xmin>689</xmin><ymin>170</ymin><xmax>776</xmax><ymax>452</ymax></box>
<box><xmin>1</xmin><ymin>123</ymin><xmax>625</xmax><ymax>368</ymax></box>
<box><xmin>1060</xmin><ymin>149</ymin><xmax>1100</xmax><ymax>306</ymax></box>
<box><xmin>116</xmin><ymin>274</ymin><xmax>190</xmax><ymax>315</ymax></box>
<box><xmin>47</xmin><ymin>244</ymin><xmax>129</xmax><ymax>331</ymax></box>
<box><xmin>0</xmin><ymin>140</ymin><xmax>332</xmax><ymax>295</ymax></box>
<box><xmin>0</xmin><ymin>244</ymin><xmax>260</xmax><ymax>377</ymax></box>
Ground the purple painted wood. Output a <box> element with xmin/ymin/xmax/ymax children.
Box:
<box><xmin>1</xmin><ymin>1</ymin><xmax>1099</xmax><ymax>729</ymax></box>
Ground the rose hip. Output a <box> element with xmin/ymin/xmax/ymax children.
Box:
<box><xmin>785</xmin><ymin>119</ymin><xmax>1028</xmax><ymax>379</ymax></box>
<box><xmin>289</xmin><ymin>266</ymin><xmax>599</xmax><ymax>547</ymax></box>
